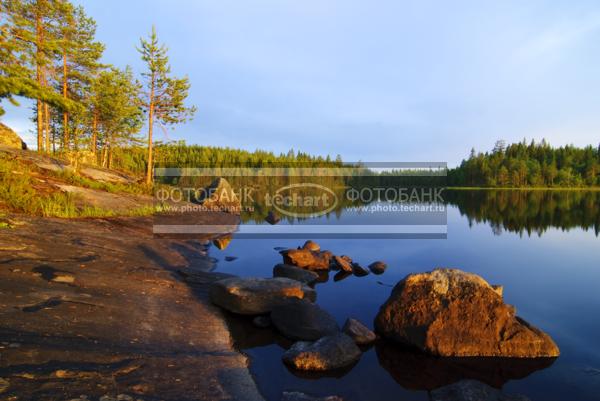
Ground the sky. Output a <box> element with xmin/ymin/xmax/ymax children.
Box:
<box><xmin>3</xmin><ymin>0</ymin><xmax>600</xmax><ymax>166</ymax></box>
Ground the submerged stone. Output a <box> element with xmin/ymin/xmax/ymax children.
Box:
<box><xmin>271</xmin><ymin>298</ymin><xmax>339</xmax><ymax>341</ymax></box>
<box><xmin>430</xmin><ymin>379</ymin><xmax>531</xmax><ymax>401</ymax></box>
<box><xmin>282</xmin><ymin>333</ymin><xmax>361</xmax><ymax>371</ymax></box>
<box><xmin>273</xmin><ymin>263</ymin><xmax>320</xmax><ymax>284</ymax></box>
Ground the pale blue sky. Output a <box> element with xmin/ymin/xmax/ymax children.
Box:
<box><xmin>4</xmin><ymin>0</ymin><xmax>600</xmax><ymax>166</ymax></box>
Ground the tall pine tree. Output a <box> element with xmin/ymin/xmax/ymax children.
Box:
<box><xmin>138</xmin><ymin>26</ymin><xmax>196</xmax><ymax>184</ymax></box>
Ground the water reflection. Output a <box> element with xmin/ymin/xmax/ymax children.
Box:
<box><xmin>445</xmin><ymin>190</ymin><xmax>600</xmax><ymax>236</ymax></box>
<box><xmin>375</xmin><ymin>341</ymin><xmax>556</xmax><ymax>390</ymax></box>
<box><xmin>236</xmin><ymin>189</ymin><xmax>600</xmax><ymax>238</ymax></box>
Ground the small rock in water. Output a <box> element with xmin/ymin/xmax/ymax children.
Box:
<box><xmin>273</xmin><ymin>263</ymin><xmax>319</xmax><ymax>284</ymax></box>
<box><xmin>352</xmin><ymin>263</ymin><xmax>369</xmax><ymax>277</ymax></box>
<box><xmin>51</xmin><ymin>273</ymin><xmax>75</xmax><ymax>283</ymax></box>
<box><xmin>302</xmin><ymin>240</ymin><xmax>321</xmax><ymax>252</ymax></box>
<box><xmin>343</xmin><ymin>318</ymin><xmax>376</xmax><ymax>345</ymax></box>
<box><xmin>282</xmin><ymin>391</ymin><xmax>344</xmax><ymax>401</ymax></box>
<box><xmin>332</xmin><ymin>255</ymin><xmax>353</xmax><ymax>272</ymax></box>
<box><xmin>224</xmin><ymin>256</ymin><xmax>238</xmax><ymax>262</ymax></box>
<box><xmin>333</xmin><ymin>271</ymin><xmax>352</xmax><ymax>282</ymax></box>
<box><xmin>368</xmin><ymin>261</ymin><xmax>387</xmax><ymax>275</ymax></box>
<box><xmin>266</xmin><ymin>210</ymin><xmax>281</xmax><ymax>225</ymax></box>
<box><xmin>116</xmin><ymin>394</ymin><xmax>134</xmax><ymax>401</ymax></box>
<box><xmin>430</xmin><ymin>379</ymin><xmax>531</xmax><ymax>401</ymax></box>
<box><xmin>271</xmin><ymin>298</ymin><xmax>339</xmax><ymax>340</ymax></box>
<box><xmin>212</xmin><ymin>235</ymin><xmax>232</xmax><ymax>250</ymax></box>
<box><xmin>253</xmin><ymin>315</ymin><xmax>271</xmax><ymax>328</ymax></box>
<box><xmin>282</xmin><ymin>333</ymin><xmax>362</xmax><ymax>371</ymax></box>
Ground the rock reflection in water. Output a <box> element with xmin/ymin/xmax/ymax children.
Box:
<box><xmin>375</xmin><ymin>340</ymin><xmax>557</xmax><ymax>390</ymax></box>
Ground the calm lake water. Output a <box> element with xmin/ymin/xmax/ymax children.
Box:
<box><xmin>211</xmin><ymin>190</ymin><xmax>600</xmax><ymax>401</ymax></box>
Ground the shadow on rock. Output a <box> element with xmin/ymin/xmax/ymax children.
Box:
<box><xmin>375</xmin><ymin>340</ymin><xmax>556</xmax><ymax>390</ymax></box>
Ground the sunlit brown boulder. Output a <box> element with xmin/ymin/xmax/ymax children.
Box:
<box><xmin>280</xmin><ymin>248</ymin><xmax>332</xmax><ymax>270</ymax></box>
<box><xmin>374</xmin><ymin>268</ymin><xmax>560</xmax><ymax>357</ymax></box>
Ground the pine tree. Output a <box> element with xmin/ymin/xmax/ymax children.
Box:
<box><xmin>55</xmin><ymin>2</ymin><xmax>103</xmax><ymax>149</ymax></box>
<box><xmin>137</xmin><ymin>26</ymin><xmax>196</xmax><ymax>184</ymax></box>
<box><xmin>1</xmin><ymin>0</ymin><xmax>77</xmax><ymax>151</ymax></box>
<box><xmin>90</xmin><ymin>66</ymin><xmax>143</xmax><ymax>167</ymax></box>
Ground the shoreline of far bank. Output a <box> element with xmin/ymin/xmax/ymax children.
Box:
<box><xmin>446</xmin><ymin>186</ymin><xmax>600</xmax><ymax>191</ymax></box>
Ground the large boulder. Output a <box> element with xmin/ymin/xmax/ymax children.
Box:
<box><xmin>430</xmin><ymin>379</ymin><xmax>530</xmax><ymax>401</ymax></box>
<box><xmin>273</xmin><ymin>263</ymin><xmax>319</xmax><ymax>285</ymax></box>
<box><xmin>0</xmin><ymin>122</ymin><xmax>26</xmax><ymax>149</ymax></box>
<box><xmin>374</xmin><ymin>268</ymin><xmax>559</xmax><ymax>357</ymax></box>
<box><xmin>282</xmin><ymin>333</ymin><xmax>362</xmax><ymax>371</ymax></box>
<box><xmin>199</xmin><ymin>177</ymin><xmax>241</xmax><ymax>214</ymax></box>
<box><xmin>210</xmin><ymin>277</ymin><xmax>316</xmax><ymax>315</ymax></box>
<box><xmin>271</xmin><ymin>298</ymin><xmax>339</xmax><ymax>341</ymax></box>
<box><xmin>280</xmin><ymin>248</ymin><xmax>332</xmax><ymax>271</ymax></box>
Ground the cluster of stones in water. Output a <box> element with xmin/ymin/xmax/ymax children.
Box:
<box><xmin>279</xmin><ymin>240</ymin><xmax>388</xmax><ymax>277</ymax></box>
<box><xmin>210</xmin><ymin>240</ymin><xmax>559</xmax><ymax>377</ymax></box>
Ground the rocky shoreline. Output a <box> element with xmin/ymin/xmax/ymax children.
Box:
<box><xmin>0</xmin><ymin>213</ymin><xmax>263</xmax><ymax>401</ymax></box>
<box><xmin>1</xmin><ymin>213</ymin><xmax>560</xmax><ymax>401</ymax></box>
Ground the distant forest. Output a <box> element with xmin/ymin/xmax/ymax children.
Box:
<box><xmin>448</xmin><ymin>140</ymin><xmax>600</xmax><ymax>188</ymax></box>
<box><xmin>111</xmin><ymin>141</ymin><xmax>344</xmax><ymax>174</ymax></box>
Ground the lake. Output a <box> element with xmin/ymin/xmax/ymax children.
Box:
<box><xmin>209</xmin><ymin>190</ymin><xmax>600</xmax><ymax>401</ymax></box>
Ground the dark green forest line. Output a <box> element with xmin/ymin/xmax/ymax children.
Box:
<box><xmin>447</xmin><ymin>140</ymin><xmax>600</xmax><ymax>188</ymax></box>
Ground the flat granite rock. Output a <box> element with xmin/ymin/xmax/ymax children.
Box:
<box><xmin>210</xmin><ymin>277</ymin><xmax>316</xmax><ymax>315</ymax></box>
<box><xmin>271</xmin><ymin>298</ymin><xmax>339</xmax><ymax>341</ymax></box>
<box><xmin>282</xmin><ymin>333</ymin><xmax>361</xmax><ymax>371</ymax></box>
<box><xmin>375</xmin><ymin>268</ymin><xmax>560</xmax><ymax>357</ymax></box>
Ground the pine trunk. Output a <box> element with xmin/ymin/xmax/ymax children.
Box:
<box><xmin>62</xmin><ymin>51</ymin><xmax>69</xmax><ymax>148</ymax></box>
<box><xmin>91</xmin><ymin>111</ymin><xmax>98</xmax><ymax>161</ymax></box>
<box><xmin>35</xmin><ymin>13</ymin><xmax>43</xmax><ymax>152</ymax></box>
<box><xmin>44</xmin><ymin>102</ymin><xmax>50</xmax><ymax>153</ymax></box>
<box><xmin>145</xmin><ymin>78</ymin><xmax>155</xmax><ymax>185</ymax></box>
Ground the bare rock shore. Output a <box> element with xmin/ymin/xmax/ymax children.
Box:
<box><xmin>0</xmin><ymin>213</ymin><xmax>264</xmax><ymax>401</ymax></box>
